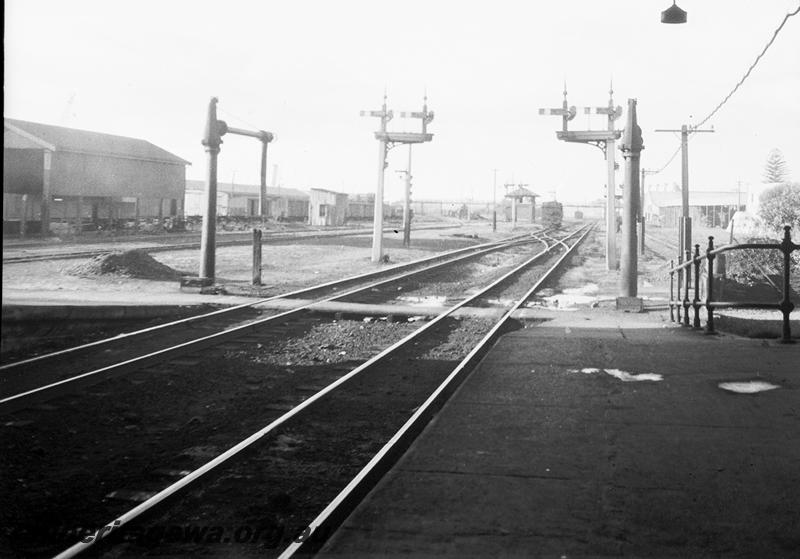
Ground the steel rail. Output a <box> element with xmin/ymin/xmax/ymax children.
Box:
<box><xmin>1</xmin><ymin>223</ymin><xmax>463</xmax><ymax>263</ymax></box>
<box><xmin>1</xmin><ymin>231</ymin><xmax>534</xmax><ymax>374</ymax></box>
<box><xmin>0</xmin><ymin>232</ymin><xmax>548</xmax><ymax>411</ymax></box>
<box><xmin>280</xmin><ymin>223</ymin><xmax>593</xmax><ymax>557</ymax></box>
<box><xmin>51</xmin><ymin>228</ymin><xmax>580</xmax><ymax>559</ymax></box>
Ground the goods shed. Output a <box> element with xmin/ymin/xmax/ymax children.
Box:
<box><xmin>3</xmin><ymin>118</ymin><xmax>189</xmax><ymax>236</ymax></box>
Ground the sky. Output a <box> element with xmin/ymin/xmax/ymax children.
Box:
<box><xmin>4</xmin><ymin>0</ymin><xmax>800</xmax><ymax>204</ymax></box>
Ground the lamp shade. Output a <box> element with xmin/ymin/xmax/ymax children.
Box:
<box><xmin>661</xmin><ymin>2</ymin><xmax>687</xmax><ymax>24</ymax></box>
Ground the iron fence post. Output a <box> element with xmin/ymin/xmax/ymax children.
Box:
<box><xmin>683</xmin><ymin>249</ymin><xmax>691</xmax><ymax>326</ymax></box>
<box><xmin>677</xmin><ymin>251</ymin><xmax>683</xmax><ymax>323</ymax></box>
<box><xmin>705</xmin><ymin>236</ymin><xmax>716</xmax><ymax>335</ymax></box>
<box><xmin>693</xmin><ymin>244</ymin><xmax>701</xmax><ymax>328</ymax></box>
<box><xmin>779</xmin><ymin>225</ymin><xmax>796</xmax><ymax>343</ymax></box>
<box><xmin>669</xmin><ymin>259</ymin><xmax>675</xmax><ymax>322</ymax></box>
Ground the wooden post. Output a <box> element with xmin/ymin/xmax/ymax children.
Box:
<box><xmin>40</xmin><ymin>150</ymin><xmax>52</xmax><ymax>236</ymax></box>
<box><xmin>75</xmin><ymin>196</ymin><xmax>83</xmax><ymax>236</ymax></box>
<box><xmin>158</xmin><ymin>197</ymin><xmax>164</xmax><ymax>228</ymax></box>
<box><xmin>134</xmin><ymin>197</ymin><xmax>140</xmax><ymax>232</ymax></box>
<box><xmin>252</xmin><ymin>228</ymin><xmax>262</xmax><ymax>286</ymax></box>
<box><xmin>20</xmin><ymin>194</ymin><xmax>28</xmax><ymax>238</ymax></box>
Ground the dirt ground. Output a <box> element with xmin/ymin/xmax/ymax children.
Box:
<box><xmin>2</xmin><ymin>221</ymin><xmax>529</xmax><ymax>305</ymax></box>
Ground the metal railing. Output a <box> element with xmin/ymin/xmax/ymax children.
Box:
<box><xmin>668</xmin><ymin>225</ymin><xmax>798</xmax><ymax>343</ymax></box>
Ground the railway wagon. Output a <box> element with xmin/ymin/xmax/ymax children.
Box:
<box><xmin>541</xmin><ymin>201</ymin><xmax>563</xmax><ymax>228</ymax></box>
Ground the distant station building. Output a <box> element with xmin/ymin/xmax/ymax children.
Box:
<box><xmin>184</xmin><ymin>179</ymin><xmax>309</xmax><ymax>221</ymax></box>
<box><xmin>504</xmin><ymin>185</ymin><xmax>539</xmax><ymax>225</ymax></box>
<box><xmin>646</xmin><ymin>189</ymin><xmax>746</xmax><ymax>229</ymax></box>
<box><xmin>309</xmin><ymin>188</ymin><xmax>349</xmax><ymax>226</ymax></box>
<box><xmin>3</xmin><ymin>118</ymin><xmax>189</xmax><ymax>236</ymax></box>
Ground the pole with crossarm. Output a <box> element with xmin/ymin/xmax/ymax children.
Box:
<box><xmin>654</xmin><ymin>125</ymin><xmax>714</xmax><ymax>254</ymax></box>
<box><xmin>539</xmin><ymin>83</ymin><xmax>622</xmax><ymax>270</ymax></box>
<box><xmin>360</xmin><ymin>94</ymin><xmax>393</xmax><ymax>263</ymax></box>
<box><xmin>361</xmin><ymin>94</ymin><xmax>434</xmax><ymax>263</ymax></box>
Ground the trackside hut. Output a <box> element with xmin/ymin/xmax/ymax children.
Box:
<box><xmin>184</xmin><ymin>180</ymin><xmax>310</xmax><ymax>220</ymax></box>
<box><xmin>309</xmin><ymin>188</ymin><xmax>348</xmax><ymax>226</ymax></box>
<box><xmin>3</xmin><ymin>118</ymin><xmax>189</xmax><ymax>236</ymax></box>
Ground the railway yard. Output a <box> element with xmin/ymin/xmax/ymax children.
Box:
<box><xmin>5</xmin><ymin>1</ymin><xmax>800</xmax><ymax>556</ymax></box>
<box><xmin>2</xmin><ymin>220</ymin><xmax>798</xmax><ymax>558</ymax></box>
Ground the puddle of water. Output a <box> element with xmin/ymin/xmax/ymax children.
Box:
<box><xmin>567</xmin><ymin>367</ymin><xmax>663</xmax><ymax>382</ymax></box>
<box><xmin>396</xmin><ymin>295</ymin><xmax>447</xmax><ymax>306</ymax></box>
<box><xmin>718</xmin><ymin>381</ymin><xmax>779</xmax><ymax>394</ymax></box>
<box><xmin>604</xmin><ymin>368</ymin><xmax>663</xmax><ymax>382</ymax></box>
<box><xmin>536</xmin><ymin>283</ymin><xmax>601</xmax><ymax>310</ymax></box>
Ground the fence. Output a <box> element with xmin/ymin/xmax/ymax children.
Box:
<box><xmin>668</xmin><ymin>225</ymin><xmax>798</xmax><ymax>343</ymax></box>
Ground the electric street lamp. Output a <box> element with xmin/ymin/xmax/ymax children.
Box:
<box><xmin>661</xmin><ymin>1</ymin><xmax>687</xmax><ymax>24</ymax></box>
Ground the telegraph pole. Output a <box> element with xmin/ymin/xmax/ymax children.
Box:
<box><xmin>361</xmin><ymin>94</ymin><xmax>434</xmax><ymax>262</ymax></box>
<box><xmin>655</xmin><ymin>124</ymin><xmax>714</xmax><ymax>254</ymax></box>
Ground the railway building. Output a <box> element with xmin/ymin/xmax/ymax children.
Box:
<box><xmin>309</xmin><ymin>188</ymin><xmax>349</xmax><ymax>226</ymax></box>
<box><xmin>3</xmin><ymin>118</ymin><xmax>189</xmax><ymax>236</ymax></box>
<box><xmin>184</xmin><ymin>179</ymin><xmax>309</xmax><ymax>221</ymax></box>
<box><xmin>645</xmin><ymin>189</ymin><xmax>746</xmax><ymax>229</ymax></box>
<box><xmin>504</xmin><ymin>185</ymin><xmax>539</xmax><ymax>224</ymax></box>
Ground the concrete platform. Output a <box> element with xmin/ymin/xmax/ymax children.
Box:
<box><xmin>320</xmin><ymin>310</ymin><xmax>800</xmax><ymax>558</ymax></box>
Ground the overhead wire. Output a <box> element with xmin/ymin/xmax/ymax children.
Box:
<box><xmin>694</xmin><ymin>4</ymin><xmax>800</xmax><ymax>129</ymax></box>
<box><xmin>218</xmin><ymin>107</ymin><xmax>263</xmax><ymax>132</ymax></box>
<box><xmin>648</xmin><ymin>4</ymin><xmax>800</xmax><ymax>175</ymax></box>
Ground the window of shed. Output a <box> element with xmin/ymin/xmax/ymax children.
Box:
<box><xmin>319</xmin><ymin>204</ymin><xmax>327</xmax><ymax>217</ymax></box>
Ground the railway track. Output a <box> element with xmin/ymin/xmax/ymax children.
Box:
<box><xmin>0</xmin><ymin>225</ymin><xmax>592</xmax><ymax>558</ymax></box>
<box><xmin>1</xmin><ymin>223</ymin><xmax>459</xmax><ymax>264</ymax></box>
<box><xmin>0</xmin><ymin>230</ymin><xmax>543</xmax><ymax>411</ymax></box>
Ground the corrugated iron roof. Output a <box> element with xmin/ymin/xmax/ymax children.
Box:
<box><xmin>186</xmin><ymin>179</ymin><xmax>309</xmax><ymax>200</ymax></box>
<box><xmin>4</xmin><ymin>118</ymin><xmax>190</xmax><ymax>165</ymax></box>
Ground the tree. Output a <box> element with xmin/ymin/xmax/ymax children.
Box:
<box><xmin>762</xmin><ymin>148</ymin><xmax>789</xmax><ymax>184</ymax></box>
<box><xmin>758</xmin><ymin>182</ymin><xmax>800</xmax><ymax>233</ymax></box>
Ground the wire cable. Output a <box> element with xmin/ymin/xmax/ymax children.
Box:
<box><xmin>694</xmin><ymin>4</ymin><xmax>800</xmax><ymax>129</ymax></box>
<box><xmin>649</xmin><ymin>4</ymin><xmax>799</xmax><ymax>175</ymax></box>
<box><xmin>649</xmin><ymin>142</ymin><xmax>683</xmax><ymax>175</ymax></box>
<box><xmin>218</xmin><ymin>107</ymin><xmax>263</xmax><ymax>131</ymax></box>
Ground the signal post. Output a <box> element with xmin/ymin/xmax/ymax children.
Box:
<box><xmin>362</xmin><ymin>95</ymin><xmax>434</xmax><ymax>262</ymax></box>
<box><xmin>540</xmin><ymin>85</ymin><xmax>622</xmax><ymax>270</ymax></box>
